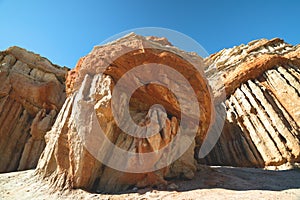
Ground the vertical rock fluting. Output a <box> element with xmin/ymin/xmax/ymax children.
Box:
<box><xmin>36</xmin><ymin>33</ymin><xmax>214</xmax><ymax>192</ymax></box>
<box><xmin>202</xmin><ymin>39</ymin><xmax>300</xmax><ymax>167</ymax></box>
<box><xmin>0</xmin><ymin>47</ymin><xmax>67</xmax><ymax>172</ymax></box>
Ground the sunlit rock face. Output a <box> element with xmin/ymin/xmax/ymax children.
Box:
<box><xmin>202</xmin><ymin>38</ymin><xmax>300</xmax><ymax>167</ymax></box>
<box><xmin>31</xmin><ymin>35</ymin><xmax>300</xmax><ymax>194</ymax></box>
<box><xmin>0</xmin><ymin>46</ymin><xmax>68</xmax><ymax>172</ymax></box>
<box><xmin>35</xmin><ymin>33</ymin><xmax>214</xmax><ymax>193</ymax></box>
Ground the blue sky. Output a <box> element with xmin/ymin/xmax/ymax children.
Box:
<box><xmin>1</xmin><ymin>0</ymin><xmax>299</xmax><ymax>68</ymax></box>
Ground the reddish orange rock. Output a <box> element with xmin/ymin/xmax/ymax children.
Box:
<box><xmin>0</xmin><ymin>46</ymin><xmax>68</xmax><ymax>172</ymax></box>
<box><xmin>35</xmin><ymin>33</ymin><xmax>214</xmax><ymax>193</ymax></box>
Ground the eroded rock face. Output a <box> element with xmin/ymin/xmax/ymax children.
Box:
<box><xmin>202</xmin><ymin>38</ymin><xmax>300</xmax><ymax>167</ymax></box>
<box><xmin>36</xmin><ymin>33</ymin><xmax>214</xmax><ymax>192</ymax></box>
<box><xmin>0</xmin><ymin>46</ymin><xmax>67</xmax><ymax>172</ymax></box>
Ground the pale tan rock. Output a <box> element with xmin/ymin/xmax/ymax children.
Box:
<box><xmin>201</xmin><ymin>38</ymin><xmax>300</xmax><ymax>167</ymax></box>
<box><xmin>0</xmin><ymin>46</ymin><xmax>68</xmax><ymax>172</ymax></box>
<box><xmin>35</xmin><ymin>33</ymin><xmax>214</xmax><ymax>193</ymax></box>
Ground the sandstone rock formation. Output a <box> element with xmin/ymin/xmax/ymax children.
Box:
<box><xmin>201</xmin><ymin>38</ymin><xmax>300</xmax><ymax>167</ymax></box>
<box><xmin>30</xmin><ymin>35</ymin><xmax>300</xmax><ymax>194</ymax></box>
<box><xmin>35</xmin><ymin>33</ymin><xmax>214</xmax><ymax>193</ymax></box>
<box><xmin>0</xmin><ymin>47</ymin><xmax>67</xmax><ymax>172</ymax></box>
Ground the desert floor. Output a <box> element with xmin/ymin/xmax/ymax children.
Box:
<box><xmin>1</xmin><ymin>166</ymin><xmax>300</xmax><ymax>200</ymax></box>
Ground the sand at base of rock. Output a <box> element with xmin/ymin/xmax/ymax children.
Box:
<box><xmin>0</xmin><ymin>166</ymin><xmax>300</xmax><ymax>200</ymax></box>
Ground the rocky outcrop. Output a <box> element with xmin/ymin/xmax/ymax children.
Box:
<box><xmin>31</xmin><ymin>35</ymin><xmax>299</xmax><ymax>193</ymax></box>
<box><xmin>35</xmin><ymin>33</ymin><xmax>214</xmax><ymax>193</ymax></box>
<box><xmin>0</xmin><ymin>47</ymin><xmax>68</xmax><ymax>172</ymax></box>
<box><xmin>201</xmin><ymin>38</ymin><xmax>300</xmax><ymax>167</ymax></box>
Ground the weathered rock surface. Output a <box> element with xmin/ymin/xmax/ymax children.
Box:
<box><xmin>201</xmin><ymin>38</ymin><xmax>300</xmax><ymax>167</ymax></box>
<box><xmin>35</xmin><ymin>33</ymin><xmax>214</xmax><ymax>193</ymax></box>
<box><xmin>0</xmin><ymin>46</ymin><xmax>67</xmax><ymax>172</ymax></box>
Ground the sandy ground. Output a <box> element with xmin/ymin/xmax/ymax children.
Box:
<box><xmin>0</xmin><ymin>166</ymin><xmax>300</xmax><ymax>200</ymax></box>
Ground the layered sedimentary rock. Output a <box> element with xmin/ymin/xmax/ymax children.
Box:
<box><xmin>0</xmin><ymin>47</ymin><xmax>67</xmax><ymax>172</ymax></box>
<box><xmin>202</xmin><ymin>38</ymin><xmax>300</xmax><ymax>167</ymax></box>
<box><xmin>35</xmin><ymin>33</ymin><xmax>214</xmax><ymax>192</ymax></box>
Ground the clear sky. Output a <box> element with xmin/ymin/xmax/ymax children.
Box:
<box><xmin>1</xmin><ymin>0</ymin><xmax>299</xmax><ymax>68</ymax></box>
